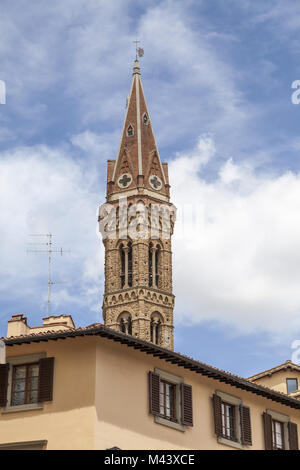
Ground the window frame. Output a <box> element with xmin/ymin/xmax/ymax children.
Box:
<box><xmin>221</xmin><ymin>400</ymin><xmax>236</xmax><ymax>442</ymax></box>
<box><xmin>266</xmin><ymin>409</ymin><xmax>290</xmax><ymax>450</ymax></box>
<box><xmin>159</xmin><ymin>379</ymin><xmax>177</xmax><ymax>422</ymax></box>
<box><xmin>214</xmin><ymin>390</ymin><xmax>244</xmax><ymax>449</ymax></box>
<box><xmin>272</xmin><ymin>419</ymin><xmax>285</xmax><ymax>450</ymax></box>
<box><xmin>154</xmin><ymin>368</ymin><xmax>185</xmax><ymax>432</ymax></box>
<box><xmin>11</xmin><ymin>362</ymin><xmax>39</xmax><ymax>407</ymax></box>
<box><xmin>2</xmin><ymin>353</ymin><xmax>45</xmax><ymax>414</ymax></box>
<box><xmin>286</xmin><ymin>378</ymin><xmax>298</xmax><ymax>394</ymax></box>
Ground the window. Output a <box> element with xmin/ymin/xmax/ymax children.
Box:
<box><xmin>118</xmin><ymin>312</ymin><xmax>132</xmax><ymax>335</ymax></box>
<box><xmin>150</xmin><ymin>312</ymin><xmax>163</xmax><ymax>346</ymax></box>
<box><xmin>286</xmin><ymin>378</ymin><xmax>298</xmax><ymax>394</ymax></box>
<box><xmin>0</xmin><ymin>440</ymin><xmax>47</xmax><ymax>450</ymax></box>
<box><xmin>120</xmin><ymin>243</ymin><xmax>132</xmax><ymax>288</ymax></box>
<box><xmin>263</xmin><ymin>410</ymin><xmax>299</xmax><ymax>450</ymax></box>
<box><xmin>127</xmin><ymin>124</ymin><xmax>134</xmax><ymax>137</ymax></box>
<box><xmin>213</xmin><ymin>391</ymin><xmax>252</xmax><ymax>449</ymax></box>
<box><xmin>143</xmin><ymin>113</ymin><xmax>148</xmax><ymax>125</ymax></box>
<box><xmin>11</xmin><ymin>363</ymin><xmax>39</xmax><ymax>406</ymax></box>
<box><xmin>0</xmin><ymin>355</ymin><xmax>54</xmax><ymax>413</ymax></box>
<box><xmin>272</xmin><ymin>420</ymin><xmax>285</xmax><ymax>450</ymax></box>
<box><xmin>159</xmin><ymin>380</ymin><xmax>176</xmax><ymax>421</ymax></box>
<box><xmin>149</xmin><ymin>369</ymin><xmax>193</xmax><ymax>431</ymax></box>
<box><xmin>149</xmin><ymin>244</ymin><xmax>159</xmax><ymax>288</ymax></box>
<box><xmin>221</xmin><ymin>402</ymin><xmax>236</xmax><ymax>441</ymax></box>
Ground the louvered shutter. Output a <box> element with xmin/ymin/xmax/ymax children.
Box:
<box><xmin>212</xmin><ymin>394</ymin><xmax>223</xmax><ymax>437</ymax></box>
<box><xmin>38</xmin><ymin>357</ymin><xmax>54</xmax><ymax>402</ymax></box>
<box><xmin>148</xmin><ymin>371</ymin><xmax>160</xmax><ymax>415</ymax></box>
<box><xmin>240</xmin><ymin>405</ymin><xmax>252</xmax><ymax>445</ymax></box>
<box><xmin>0</xmin><ymin>363</ymin><xmax>9</xmax><ymax>407</ymax></box>
<box><xmin>288</xmin><ymin>422</ymin><xmax>299</xmax><ymax>450</ymax></box>
<box><xmin>181</xmin><ymin>383</ymin><xmax>193</xmax><ymax>426</ymax></box>
<box><xmin>263</xmin><ymin>412</ymin><xmax>273</xmax><ymax>450</ymax></box>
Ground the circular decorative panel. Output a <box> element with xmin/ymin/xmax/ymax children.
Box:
<box><xmin>118</xmin><ymin>173</ymin><xmax>132</xmax><ymax>189</ymax></box>
<box><xmin>149</xmin><ymin>175</ymin><xmax>162</xmax><ymax>191</ymax></box>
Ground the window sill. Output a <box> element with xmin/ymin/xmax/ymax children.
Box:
<box><xmin>2</xmin><ymin>403</ymin><xmax>44</xmax><ymax>414</ymax></box>
<box><xmin>217</xmin><ymin>437</ymin><xmax>245</xmax><ymax>450</ymax></box>
<box><xmin>154</xmin><ymin>415</ymin><xmax>185</xmax><ymax>432</ymax></box>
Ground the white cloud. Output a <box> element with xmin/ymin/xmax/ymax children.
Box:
<box><xmin>170</xmin><ymin>135</ymin><xmax>300</xmax><ymax>338</ymax></box>
<box><xmin>0</xmin><ymin>142</ymin><xmax>104</xmax><ymax>321</ymax></box>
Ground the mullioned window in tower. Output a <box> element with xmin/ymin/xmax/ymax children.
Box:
<box><xmin>120</xmin><ymin>242</ymin><xmax>132</xmax><ymax>288</ymax></box>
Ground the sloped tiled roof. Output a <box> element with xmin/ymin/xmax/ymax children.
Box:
<box><xmin>247</xmin><ymin>360</ymin><xmax>300</xmax><ymax>382</ymax></box>
<box><xmin>2</xmin><ymin>324</ymin><xmax>300</xmax><ymax>410</ymax></box>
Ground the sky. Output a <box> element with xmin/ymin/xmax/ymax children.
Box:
<box><xmin>1</xmin><ymin>0</ymin><xmax>300</xmax><ymax>377</ymax></box>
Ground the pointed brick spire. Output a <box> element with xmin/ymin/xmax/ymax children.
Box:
<box><xmin>108</xmin><ymin>60</ymin><xmax>170</xmax><ymax>199</ymax></box>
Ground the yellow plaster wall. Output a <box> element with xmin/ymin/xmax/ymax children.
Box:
<box><xmin>0</xmin><ymin>337</ymin><xmax>96</xmax><ymax>450</ymax></box>
<box><xmin>94</xmin><ymin>338</ymin><xmax>300</xmax><ymax>450</ymax></box>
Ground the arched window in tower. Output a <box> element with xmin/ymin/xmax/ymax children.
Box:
<box><xmin>150</xmin><ymin>312</ymin><xmax>162</xmax><ymax>345</ymax></box>
<box><xmin>127</xmin><ymin>124</ymin><xmax>134</xmax><ymax>137</ymax></box>
<box><xmin>149</xmin><ymin>245</ymin><xmax>153</xmax><ymax>287</ymax></box>
<box><xmin>120</xmin><ymin>242</ymin><xmax>133</xmax><ymax>289</ymax></box>
<box><xmin>120</xmin><ymin>318</ymin><xmax>126</xmax><ymax>333</ymax></box>
<box><xmin>155</xmin><ymin>247</ymin><xmax>160</xmax><ymax>287</ymax></box>
<box><xmin>128</xmin><ymin>243</ymin><xmax>132</xmax><ymax>287</ymax></box>
<box><xmin>149</xmin><ymin>244</ymin><xmax>159</xmax><ymax>288</ymax></box>
<box><xmin>118</xmin><ymin>312</ymin><xmax>132</xmax><ymax>335</ymax></box>
<box><xmin>121</xmin><ymin>246</ymin><xmax>126</xmax><ymax>288</ymax></box>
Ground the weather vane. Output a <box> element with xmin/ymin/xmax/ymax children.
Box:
<box><xmin>133</xmin><ymin>38</ymin><xmax>144</xmax><ymax>60</ymax></box>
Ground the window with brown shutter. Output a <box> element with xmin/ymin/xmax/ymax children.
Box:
<box><xmin>263</xmin><ymin>412</ymin><xmax>275</xmax><ymax>450</ymax></box>
<box><xmin>181</xmin><ymin>383</ymin><xmax>193</xmax><ymax>427</ymax></box>
<box><xmin>288</xmin><ymin>422</ymin><xmax>299</xmax><ymax>450</ymax></box>
<box><xmin>38</xmin><ymin>357</ymin><xmax>54</xmax><ymax>402</ymax></box>
<box><xmin>0</xmin><ymin>363</ymin><xmax>9</xmax><ymax>407</ymax></box>
<box><xmin>148</xmin><ymin>371</ymin><xmax>160</xmax><ymax>415</ymax></box>
<box><xmin>213</xmin><ymin>392</ymin><xmax>252</xmax><ymax>448</ymax></box>
<box><xmin>212</xmin><ymin>394</ymin><xmax>223</xmax><ymax>437</ymax></box>
<box><xmin>149</xmin><ymin>369</ymin><xmax>193</xmax><ymax>431</ymax></box>
<box><xmin>240</xmin><ymin>405</ymin><xmax>252</xmax><ymax>446</ymax></box>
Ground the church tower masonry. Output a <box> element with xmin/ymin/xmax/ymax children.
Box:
<box><xmin>99</xmin><ymin>60</ymin><xmax>176</xmax><ymax>350</ymax></box>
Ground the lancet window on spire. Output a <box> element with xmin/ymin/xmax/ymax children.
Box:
<box><xmin>120</xmin><ymin>242</ymin><xmax>133</xmax><ymax>288</ymax></box>
<box><xmin>143</xmin><ymin>113</ymin><xmax>148</xmax><ymax>125</ymax></box>
<box><xmin>127</xmin><ymin>124</ymin><xmax>134</xmax><ymax>137</ymax></box>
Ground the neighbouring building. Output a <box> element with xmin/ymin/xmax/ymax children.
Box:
<box><xmin>0</xmin><ymin>60</ymin><xmax>299</xmax><ymax>450</ymax></box>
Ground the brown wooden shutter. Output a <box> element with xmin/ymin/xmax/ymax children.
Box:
<box><xmin>240</xmin><ymin>405</ymin><xmax>252</xmax><ymax>445</ymax></box>
<box><xmin>263</xmin><ymin>412</ymin><xmax>273</xmax><ymax>450</ymax></box>
<box><xmin>212</xmin><ymin>394</ymin><xmax>223</xmax><ymax>437</ymax></box>
<box><xmin>0</xmin><ymin>363</ymin><xmax>9</xmax><ymax>408</ymax></box>
<box><xmin>148</xmin><ymin>371</ymin><xmax>160</xmax><ymax>415</ymax></box>
<box><xmin>288</xmin><ymin>422</ymin><xmax>299</xmax><ymax>450</ymax></box>
<box><xmin>181</xmin><ymin>383</ymin><xmax>193</xmax><ymax>426</ymax></box>
<box><xmin>38</xmin><ymin>357</ymin><xmax>54</xmax><ymax>402</ymax></box>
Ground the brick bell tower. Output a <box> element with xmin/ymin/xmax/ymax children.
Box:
<box><xmin>99</xmin><ymin>59</ymin><xmax>176</xmax><ymax>350</ymax></box>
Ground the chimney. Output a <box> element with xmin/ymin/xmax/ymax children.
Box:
<box><xmin>7</xmin><ymin>314</ymin><xmax>29</xmax><ymax>338</ymax></box>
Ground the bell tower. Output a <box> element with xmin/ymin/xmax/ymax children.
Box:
<box><xmin>99</xmin><ymin>60</ymin><xmax>175</xmax><ymax>350</ymax></box>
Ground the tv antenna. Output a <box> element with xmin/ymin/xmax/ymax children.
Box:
<box><xmin>27</xmin><ymin>233</ymin><xmax>70</xmax><ymax>316</ymax></box>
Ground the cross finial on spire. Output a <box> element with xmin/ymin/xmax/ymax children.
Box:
<box><xmin>133</xmin><ymin>38</ymin><xmax>144</xmax><ymax>60</ymax></box>
<box><xmin>133</xmin><ymin>38</ymin><xmax>140</xmax><ymax>60</ymax></box>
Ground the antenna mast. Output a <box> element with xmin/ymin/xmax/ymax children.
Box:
<box><xmin>27</xmin><ymin>233</ymin><xmax>69</xmax><ymax>315</ymax></box>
